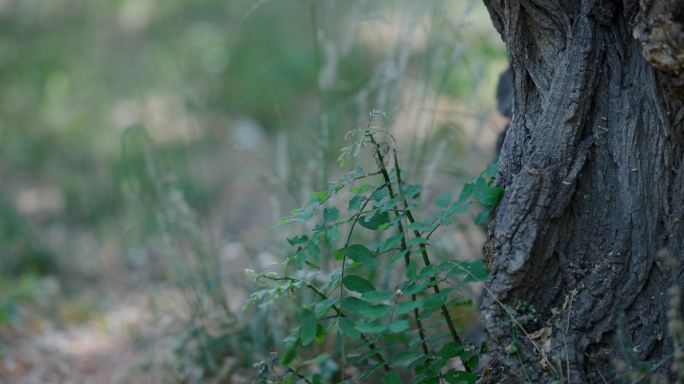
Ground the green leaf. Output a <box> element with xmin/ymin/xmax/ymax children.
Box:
<box><xmin>361</xmin><ymin>291</ymin><xmax>395</xmax><ymax>302</ymax></box>
<box><xmin>416</xmin><ymin>376</ymin><xmax>440</xmax><ymax>384</ymax></box>
<box><xmin>388</xmin><ymin>320</ymin><xmax>410</xmax><ymax>333</ymax></box>
<box><xmin>403</xmin><ymin>280</ymin><xmax>430</xmax><ymax>296</ymax></box>
<box><xmin>479</xmin><ymin>186</ymin><xmax>504</xmax><ymax>206</ymax></box>
<box><xmin>439</xmin><ymin>342</ymin><xmax>465</xmax><ymax>360</ymax></box>
<box><xmin>292</xmin><ymin>248</ymin><xmax>307</xmax><ymax>270</ymax></box>
<box><xmin>359</xmin><ymin>304</ymin><xmax>391</xmax><ymax>319</ymax></box>
<box><xmin>417</xmin><ymin>262</ymin><xmax>453</xmax><ymax>279</ymax></box>
<box><xmin>338</xmin><ymin>317</ymin><xmax>361</xmax><ymax>340</ymax></box>
<box><xmin>435</xmin><ymin>191</ymin><xmax>453</xmax><ymax>208</ymax></box>
<box><xmin>350</xmin><ymin>183</ymin><xmax>375</xmax><ymax>194</ymax></box>
<box><xmin>390</xmin><ymin>248</ymin><xmax>410</xmax><ymax>265</ymax></box>
<box><xmin>396</xmin><ymin>300</ymin><xmax>423</xmax><ymax>315</ymax></box>
<box><xmin>314</xmin><ymin>298</ymin><xmax>336</xmax><ymax>318</ymax></box>
<box><xmin>393</xmin><ymin>350</ymin><xmax>424</xmax><ymax>367</ymax></box>
<box><xmin>283</xmin><ymin>372</ymin><xmax>296</xmax><ymax>384</ymax></box>
<box><xmin>457</xmin><ymin>182</ymin><xmax>475</xmax><ymax>204</ymax></box>
<box><xmin>309</xmin><ymin>190</ymin><xmax>330</xmax><ymax>203</ymax></box>
<box><xmin>340</xmin><ymin>297</ymin><xmax>366</xmax><ymax>314</ymax></box>
<box><xmin>449</xmin><ymin>260</ymin><xmax>489</xmax><ymax>282</ymax></box>
<box><xmin>423</xmin><ymin>292</ymin><xmax>449</xmax><ymax>312</ymax></box>
<box><xmin>287</xmin><ymin>235</ymin><xmax>309</xmax><ymax>246</ymax></box>
<box><xmin>333</xmin><ymin>248</ymin><xmax>346</xmax><ymax>261</ymax></box>
<box><xmin>446</xmin><ymin>201</ymin><xmax>469</xmax><ymax>216</ymax></box>
<box><xmin>444</xmin><ymin>370</ymin><xmax>477</xmax><ymax>384</ymax></box>
<box><xmin>404</xmin><ymin>185</ymin><xmax>422</xmax><ymax>199</ymax></box>
<box><xmin>345</xmin><ymin>244</ymin><xmax>378</xmax><ymax>265</ymax></box>
<box><xmin>408</xmin><ymin>237</ymin><xmax>428</xmax><ymax>246</ymax></box>
<box><xmin>484</xmin><ymin>161</ymin><xmax>499</xmax><ymax>179</ymax></box>
<box><xmin>465</xmin><ymin>354</ymin><xmax>479</xmax><ymax>371</ymax></box>
<box><xmin>383</xmin><ymin>371</ymin><xmax>402</xmax><ymax>384</ymax></box>
<box><xmin>474</xmin><ymin>206</ymin><xmax>493</xmax><ymax>225</ymax></box>
<box><xmin>377</xmin><ymin>234</ymin><xmax>402</xmax><ymax>252</ymax></box>
<box><xmin>280</xmin><ymin>339</ymin><xmax>300</xmax><ymax>365</ymax></box>
<box><xmin>408</xmin><ymin>220</ymin><xmax>431</xmax><ymax>232</ymax></box>
<box><xmin>315</xmin><ymin>323</ymin><xmax>327</xmax><ymax>343</ymax></box>
<box><xmin>348</xmin><ymin>195</ymin><xmax>363</xmax><ymax>211</ymax></box>
<box><xmin>299</xmin><ymin>309</ymin><xmax>317</xmax><ymax>346</ymax></box>
<box><xmin>307</xmin><ymin>242</ymin><xmax>320</xmax><ymax>263</ymax></box>
<box><xmin>342</xmin><ymin>275</ymin><xmax>375</xmax><ymax>294</ymax></box>
<box><xmin>406</xmin><ymin>260</ymin><xmax>417</xmax><ymax>278</ymax></box>
<box><xmin>325</xmin><ymin>225</ymin><xmax>339</xmax><ymax>243</ymax></box>
<box><xmin>474</xmin><ymin>176</ymin><xmax>504</xmax><ymax>206</ymax></box>
<box><xmin>302</xmin><ymin>353</ymin><xmax>332</xmax><ymax>366</ymax></box>
<box><xmin>354</xmin><ymin>321</ymin><xmax>388</xmax><ymax>334</ymax></box>
<box><xmin>446</xmin><ymin>298</ymin><xmax>474</xmax><ymax>310</ymax></box>
<box><xmin>359</xmin><ymin>211</ymin><xmax>390</xmax><ymax>230</ymax></box>
<box><xmin>324</xmin><ymin>207</ymin><xmax>340</xmax><ymax>222</ymax></box>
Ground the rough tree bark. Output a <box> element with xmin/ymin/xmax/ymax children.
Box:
<box><xmin>481</xmin><ymin>0</ymin><xmax>684</xmax><ymax>382</ymax></box>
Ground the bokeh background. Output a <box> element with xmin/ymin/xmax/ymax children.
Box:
<box><xmin>0</xmin><ymin>0</ymin><xmax>507</xmax><ymax>382</ymax></box>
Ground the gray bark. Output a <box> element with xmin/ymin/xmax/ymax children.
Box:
<box><xmin>481</xmin><ymin>0</ymin><xmax>684</xmax><ymax>382</ymax></box>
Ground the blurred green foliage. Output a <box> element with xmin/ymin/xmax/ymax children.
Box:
<box><xmin>0</xmin><ymin>0</ymin><xmax>505</xmax><ymax>264</ymax></box>
<box><xmin>0</xmin><ymin>0</ymin><xmax>506</xmax><ymax>380</ymax></box>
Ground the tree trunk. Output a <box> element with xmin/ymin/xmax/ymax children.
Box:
<box><xmin>481</xmin><ymin>0</ymin><xmax>684</xmax><ymax>382</ymax></box>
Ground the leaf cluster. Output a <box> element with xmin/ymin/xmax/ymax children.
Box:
<box><xmin>248</xmin><ymin>125</ymin><xmax>503</xmax><ymax>383</ymax></box>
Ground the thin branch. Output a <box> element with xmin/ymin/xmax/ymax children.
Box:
<box><xmin>367</xmin><ymin>132</ymin><xmax>471</xmax><ymax>372</ymax></box>
<box><xmin>390</xmin><ymin>147</ymin><xmax>471</xmax><ymax>372</ymax></box>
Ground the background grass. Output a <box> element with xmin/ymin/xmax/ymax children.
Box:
<box><xmin>0</xmin><ymin>0</ymin><xmax>507</xmax><ymax>382</ymax></box>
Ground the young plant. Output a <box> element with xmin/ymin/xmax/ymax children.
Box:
<box><xmin>247</xmin><ymin>113</ymin><xmax>503</xmax><ymax>383</ymax></box>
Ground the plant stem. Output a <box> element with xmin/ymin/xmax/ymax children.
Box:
<box><xmin>367</xmin><ymin>138</ymin><xmax>430</xmax><ymax>356</ymax></box>
<box><xmin>387</xmin><ymin>145</ymin><xmax>471</xmax><ymax>372</ymax></box>
<box><xmin>398</xmin><ymin>224</ymin><xmax>430</xmax><ymax>355</ymax></box>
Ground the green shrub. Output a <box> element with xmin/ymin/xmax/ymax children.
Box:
<box><xmin>247</xmin><ymin>113</ymin><xmax>503</xmax><ymax>383</ymax></box>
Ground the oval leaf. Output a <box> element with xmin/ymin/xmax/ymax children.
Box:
<box><xmin>361</xmin><ymin>291</ymin><xmax>395</xmax><ymax>302</ymax></box>
<box><xmin>359</xmin><ymin>211</ymin><xmax>390</xmax><ymax>230</ymax></box>
<box><xmin>346</xmin><ymin>244</ymin><xmax>378</xmax><ymax>265</ymax></box>
<box><xmin>338</xmin><ymin>317</ymin><xmax>361</xmax><ymax>340</ymax></box>
<box><xmin>299</xmin><ymin>309</ymin><xmax>317</xmax><ymax>346</ymax></box>
<box><xmin>342</xmin><ymin>275</ymin><xmax>375</xmax><ymax>293</ymax></box>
